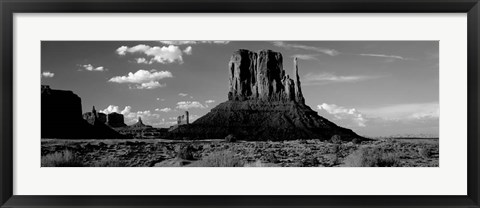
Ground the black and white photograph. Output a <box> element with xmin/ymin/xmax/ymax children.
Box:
<box><xmin>40</xmin><ymin>41</ymin><xmax>439</xmax><ymax>167</ymax></box>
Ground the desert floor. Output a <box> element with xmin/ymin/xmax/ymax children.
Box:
<box><xmin>41</xmin><ymin>138</ymin><xmax>439</xmax><ymax>167</ymax></box>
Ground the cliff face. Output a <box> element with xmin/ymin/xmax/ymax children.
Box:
<box><xmin>42</xmin><ymin>85</ymin><xmax>85</xmax><ymax>138</ymax></box>
<box><xmin>228</xmin><ymin>49</ymin><xmax>304</xmax><ymax>104</ymax></box>
<box><xmin>41</xmin><ymin>85</ymin><xmax>126</xmax><ymax>139</ymax></box>
<box><xmin>170</xmin><ymin>49</ymin><xmax>362</xmax><ymax>141</ymax></box>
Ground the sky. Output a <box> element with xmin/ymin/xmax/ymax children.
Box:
<box><xmin>41</xmin><ymin>41</ymin><xmax>439</xmax><ymax>137</ymax></box>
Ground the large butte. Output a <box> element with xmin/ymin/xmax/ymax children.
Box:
<box><xmin>169</xmin><ymin>49</ymin><xmax>363</xmax><ymax>141</ymax></box>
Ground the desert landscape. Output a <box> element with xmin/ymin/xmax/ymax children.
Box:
<box><xmin>41</xmin><ymin>137</ymin><xmax>438</xmax><ymax>167</ymax></box>
<box><xmin>41</xmin><ymin>42</ymin><xmax>440</xmax><ymax>167</ymax></box>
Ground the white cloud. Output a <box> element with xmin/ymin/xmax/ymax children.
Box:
<box><xmin>205</xmin><ymin>100</ymin><xmax>215</xmax><ymax>104</ymax></box>
<box><xmin>159</xmin><ymin>41</ymin><xmax>230</xmax><ymax>45</ymax></box>
<box><xmin>80</xmin><ymin>64</ymin><xmax>107</xmax><ymax>72</ymax></box>
<box><xmin>100</xmin><ymin>105</ymin><xmax>132</xmax><ymax>115</ymax></box>
<box><xmin>176</xmin><ymin>101</ymin><xmax>206</xmax><ymax>110</ymax></box>
<box><xmin>183</xmin><ymin>46</ymin><xmax>192</xmax><ymax>55</ymax></box>
<box><xmin>273</xmin><ymin>41</ymin><xmax>340</xmax><ymax>56</ymax></box>
<box><xmin>292</xmin><ymin>54</ymin><xmax>320</xmax><ymax>61</ymax></box>
<box><xmin>117</xmin><ymin>44</ymin><xmax>150</xmax><ymax>55</ymax></box>
<box><xmin>108</xmin><ymin>69</ymin><xmax>172</xmax><ymax>89</ymax></box>
<box><xmin>116</xmin><ymin>44</ymin><xmax>190</xmax><ymax>64</ymax></box>
<box><xmin>274</xmin><ymin>42</ymin><xmax>406</xmax><ymax>62</ymax></box>
<box><xmin>358</xmin><ymin>53</ymin><xmax>405</xmax><ymax>60</ymax></box>
<box><xmin>137</xmin><ymin>81</ymin><xmax>165</xmax><ymax>89</ymax></box>
<box><xmin>159</xmin><ymin>41</ymin><xmax>197</xmax><ymax>45</ymax></box>
<box><xmin>156</xmin><ymin>108</ymin><xmax>172</xmax><ymax>112</ymax></box>
<box><xmin>156</xmin><ymin>98</ymin><xmax>165</xmax><ymax>101</ymax></box>
<box><xmin>360</xmin><ymin>102</ymin><xmax>439</xmax><ymax>121</ymax></box>
<box><xmin>210</xmin><ymin>41</ymin><xmax>230</xmax><ymax>44</ymax></box>
<box><xmin>303</xmin><ymin>72</ymin><xmax>380</xmax><ymax>85</ymax></box>
<box><xmin>317</xmin><ymin>103</ymin><xmax>367</xmax><ymax>127</ymax></box>
<box><xmin>100</xmin><ymin>105</ymin><xmax>119</xmax><ymax>114</ymax></box>
<box><xmin>316</xmin><ymin>102</ymin><xmax>439</xmax><ymax>135</ymax></box>
<box><xmin>178</xmin><ymin>93</ymin><xmax>188</xmax><ymax>97</ymax></box>
<box><xmin>135</xmin><ymin>57</ymin><xmax>153</xmax><ymax>64</ymax></box>
<box><xmin>41</xmin><ymin>71</ymin><xmax>54</xmax><ymax>78</ymax></box>
<box><xmin>145</xmin><ymin>45</ymin><xmax>184</xmax><ymax>64</ymax></box>
<box><xmin>120</xmin><ymin>106</ymin><xmax>132</xmax><ymax>115</ymax></box>
<box><xmin>116</xmin><ymin>46</ymin><xmax>128</xmax><ymax>55</ymax></box>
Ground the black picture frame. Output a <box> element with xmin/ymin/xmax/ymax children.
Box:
<box><xmin>1</xmin><ymin>0</ymin><xmax>479</xmax><ymax>207</ymax></box>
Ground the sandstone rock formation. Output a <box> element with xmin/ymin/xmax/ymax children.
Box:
<box><xmin>177</xmin><ymin>111</ymin><xmax>189</xmax><ymax>125</ymax></box>
<box><xmin>42</xmin><ymin>85</ymin><xmax>85</xmax><ymax>138</ymax></box>
<box><xmin>168</xmin><ymin>111</ymin><xmax>190</xmax><ymax>132</ymax></box>
<box><xmin>129</xmin><ymin>117</ymin><xmax>152</xmax><ymax>128</ymax></box>
<box><xmin>107</xmin><ymin>112</ymin><xmax>127</xmax><ymax>127</ymax></box>
<box><xmin>41</xmin><ymin>85</ymin><xmax>126</xmax><ymax>139</ymax></box>
<box><xmin>169</xmin><ymin>49</ymin><xmax>363</xmax><ymax>141</ymax></box>
<box><xmin>227</xmin><ymin>49</ymin><xmax>304</xmax><ymax>103</ymax></box>
<box><xmin>83</xmin><ymin>106</ymin><xmax>106</xmax><ymax>125</ymax></box>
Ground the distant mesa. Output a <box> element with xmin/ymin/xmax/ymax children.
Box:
<box><xmin>170</xmin><ymin>49</ymin><xmax>363</xmax><ymax>141</ymax></box>
<box><xmin>178</xmin><ymin>111</ymin><xmax>189</xmax><ymax>125</ymax></box>
<box><xmin>83</xmin><ymin>106</ymin><xmax>107</xmax><ymax>125</ymax></box>
<box><xmin>129</xmin><ymin>117</ymin><xmax>152</xmax><ymax>128</ymax></box>
<box><xmin>41</xmin><ymin>85</ymin><xmax>126</xmax><ymax>139</ymax></box>
<box><xmin>41</xmin><ymin>85</ymin><xmax>168</xmax><ymax>139</ymax></box>
<box><xmin>107</xmin><ymin>112</ymin><xmax>127</xmax><ymax>128</ymax></box>
<box><xmin>168</xmin><ymin>111</ymin><xmax>190</xmax><ymax>131</ymax></box>
<box><xmin>82</xmin><ymin>106</ymin><xmax>130</xmax><ymax>128</ymax></box>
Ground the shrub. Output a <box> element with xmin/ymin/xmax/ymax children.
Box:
<box><xmin>330</xmin><ymin>144</ymin><xmax>340</xmax><ymax>154</ymax></box>
<box><xmin>352</xmin><ymin>138</ymin><xmax>361</xmax><ymax>144</ymax></box>
<box><xmin>188</xmin><ymin>150</ymin><xmax>244</xmax><ymax>167</ymax></box>
<box><xmin>262</xmin><ymin>152</ymin><xmax>279</xmax><ymax>163</ymax></box>
<box><xmin>297</xmin><ymin>139</ymin><xmax>308</xmax><ymax>144</ymax></box>
<box><xmin>344</xmin><ymin>147</ymin><xmax>400</xmax><ymax>167</ymax></box>
<box><xmin>41</xmin><ymin>150</ymin><xmax>84</xmax><ymax>167</ymax></box>
<box><xmin>330</xmin><ymin>135</ymin><xmax>342</xmax><ymax>144</ymax></box>
<box><xmin>225</xmin><ymin>134</ymin><xmax>237</xmax><ymax>143</ymax></box>
<box><xmin>93</xmin><ymin>157</ymin><xmax>127</xmax><ymax>167</ymax></box>
<box><xmin>301</xmin><ymin>157</ymin><xmax>320</xmax><ymax>167</ymax></box>
<box><xmin>176</xmin><ymin>145</ymin><xmax>195</xmax><ymax>160</ymax></box>
<box><xmin>245</xmin><ymin>160</ymin><xmax>280</xmax><ymax>167</ymax></box>
<box><xmin>418</xmin><ymin>147</ymin><xmax>433</xmax><ymax>159</ymax></box>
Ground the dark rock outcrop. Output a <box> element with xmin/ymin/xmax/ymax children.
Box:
<box><xmin>225</xmin><ymin>134</ymin><xmax>237</xmax><ymax>143</ymax></box>
<box><xmin>42</xmin><ymin>85</ymin><xmax>85</xmax><ymax>138</ymax></box>
<box><xmin>169</xmin><ymin>49</ymin><xmax>363</xmax><ymax>141</ymax></box>
<box><xmin>41</xmin><ymin>85</ymin><xmax>126</xmax><ymax>139</ymax></box>
<box><xmin>83</xmin><ymin>106</ymin><xmax>106</xmax><ymax>125</ymax></box>
<box><xmin>107</xmin><ymin>112</ymin><xmax>127</xmax><ymax>127</ymax></box>
<box><xmin>330</xmin><ymin>135</ymin><xmax>342</xmax><ymax>144</ymax></box>
<box><xmin>114</xmin><ymin>117</ymin><xmax>167</xmax><ymax>139</ymax></box>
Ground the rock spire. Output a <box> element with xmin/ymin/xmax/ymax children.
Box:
<box><xmin>294</xmin><ymin>57</ymin><xmax>305</xmax><ymax>104</ymax></box>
